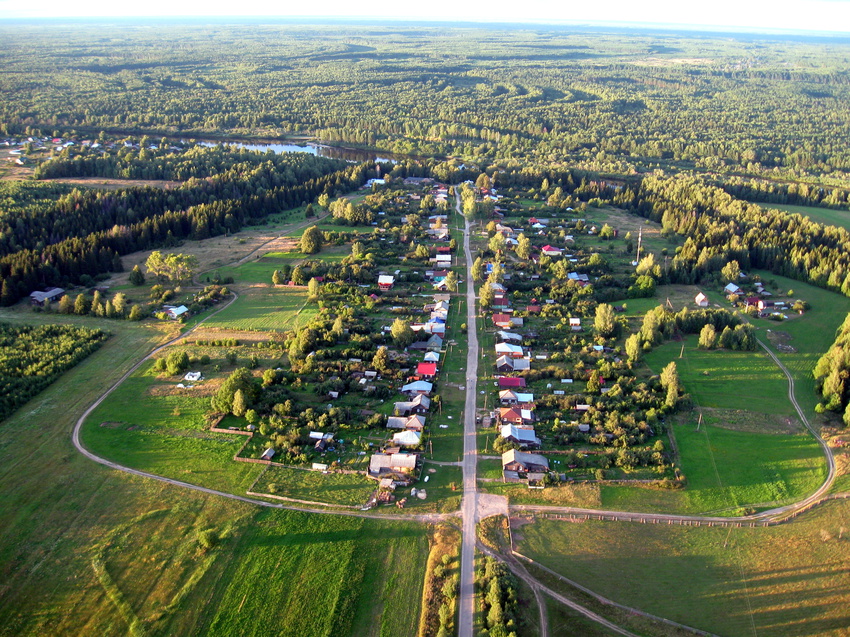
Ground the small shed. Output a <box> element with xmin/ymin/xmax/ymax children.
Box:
<box><xmin>695</xmin><ymin>292</ymin><xmax>709</xmax><ymax>307</ymax></box>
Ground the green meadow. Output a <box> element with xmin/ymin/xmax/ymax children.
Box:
<box><xmin>518</xmin><ymin>498</ymin><xmax>850</xmax><ymax>636</ymax></box>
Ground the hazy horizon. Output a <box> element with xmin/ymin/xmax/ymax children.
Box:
<box><xmin>1</xmin><ymin>1</ymin><xmax>850</xmax><ymax>36</ymax></box>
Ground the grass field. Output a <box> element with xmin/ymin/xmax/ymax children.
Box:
<box><xmin>644</xmin><ymin>335</ymin><xmax>793</xmax><ymax>415</ymax></box>
<box><xmin>202</xmin><ymin>285</ymin><xmax>316</xmax><ymax>332</ymax></box>
<box><xmin>0</xmin><ymin>309</ymin><xmax>431</xmax><ymax>636</ymax></box>
<box><xmin>518</xmin><ymin>498</ymin><xmax>850</xmax><ymax>636</ymax></box>
<box><xmin>252</xmin><ymin>465</ymin><xmax>377</xmax><ymax>506</ymax></box>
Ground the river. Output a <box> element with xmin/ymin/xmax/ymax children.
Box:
<box><xmin>197</xmin><ymin>140</ymin><xmax>397</xmax><ymax>163</ymax></box>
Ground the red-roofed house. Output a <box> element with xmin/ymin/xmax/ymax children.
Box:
<box><xmin>541</xmin><ymin>245</ymin><xmax>562</xmax><ymax>257</ymax></box>
<box><xmin>498</xmin><ymin>377</ymin><xmax>526</xmax><ymax>389</ymax></box>
<box><xmin>416</xmin><ymin>362</ymin><xmax>437</xmax><ymax>378</ymax></box>
<box><xmin>492</xmin><ymin>313</ymin><xmax>512</xmax><ymax>329</ymax></box>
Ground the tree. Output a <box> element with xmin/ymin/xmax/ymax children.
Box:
<box><xmin>58</xmin><ymin>294</ymin><xmax>74</xmax><ymax>314</ymax></box>
<box><xmin>308</xmin><ymin>277</ymin><xmax>320</xmax><ymax>300</ymax></box>
<box><xmin>300</xmin><ymin>226</ymin><xmax>323</xmax><ymax>254</ymax></box>
<box><xmin>594</xmin><ymin>303</ymin><xmax>617</xmax><ymax>337</ymax></box>
<box><xmin>479</xmin><ymin>281</ymin><xmax>495</xmax><ymax>309</ymax></box>
<box><xmin>291</xmin><ymin>266</ymin><xmax>306</xmax><ymax>286</ymax></box>
<box><xmin>74</xmin><ymin>293</ymin><xmax>90</xmax><ymax>316</ymax></box>
<box><xmin>444</xmin><ymin>271</ymin><xmax>458</xmax><ymax>292</ymax></box>
<box><xmin>721</xmin><ymin>260</ymin><xmax>741</xmax><ymax>284</ymax></box>
<box><xmin>129</xmin><ymin>264</ymin><xmax>145</xmax><ymax>286</ymax></box>
<box><xmin>272</xmin><ymin>269</ymin><xmax>285</xmax><ymax>285</ymax></box>
<box><xmin>0</xmin><ymin>279</ymin><xmax>16</xmax><ymax>307</ymax></box>
<box><xmin>145</xmin><ymin>251</ymin><xmax>198</xmax><ymax>284</ymax></box>
<box><xmin>516</xmin><ymin>233</ymin><xmax>531</xmax><ymax>260</ymax></box>
<box><xmin>660</xmin><ymin>361</ymin><xmax>680</xmax><ymax>407</ymax></box>
<box><xmin>372</xmin><ymin>345</ymin><xmax>390</xmax><ymax>372</ymax></box>
<box><xmin>232</xmin><ymin>389</ymin><xmax>247</xmax><ymax>417</ymax></box>
<box><xmin>698</xmin><ymin>324</ymin><xmax>717</xmax><ymax>349</ymax></box>
<box><xmin>391</xmin><ymin>318</ymin><xmax>416</xmax><ymax>348</ymax></box>
<box><xmin>165</xmin><ymin>350</ymin><xmax>189</xmax><ymax>375</ymax></box>
<box><xmin>112</xmin><ymin>292</ymin><xmax>127</xmax><ymax>316</ymax></box>
<box><xmin>472</xmin><ymin>256</ymin><xmax>486</xmax><ymax>282</ymax></box>
<box><xmin>625</xmin><ymin>333</ymin><xmax>642</xmax><ymax>365</ymax></box>
<box><xmin>128</xmin><ymin>305</ymin><xmax>143</xmax><ymax>321</ymax></box>
<box><xmin>488</xmin><ymin>232</ymin><xmax>506</xmax><ymax>256</ymax></box>
<box><xmin>475</xmin><ymin>172</ymin><xmax>492</xmax><ymax>190</ymax></box>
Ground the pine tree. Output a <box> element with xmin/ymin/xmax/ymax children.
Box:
<box><xmin>129</xmin><ymin>264</ymin><xmax>145</xmax><ymax>286</ymax></box>
<box><xmin>0</xmin><ymin>279</ymin><xmax>17</xmax><ymax>306</ymax></box>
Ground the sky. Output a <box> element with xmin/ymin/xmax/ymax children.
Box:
<box><xmin>1</xmin><ymin>0</ymin><xmax>849</xmax><ymax>34</ymax></box>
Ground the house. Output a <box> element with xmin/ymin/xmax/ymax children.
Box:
<box><xmin>496</xmin><ymin>355</ymin><xmax>516</xmax><ymax>373</ymax></box>
<box><xmin>163</xmin><ymin>305</ymin><xmax>189</xmax><ymax>320</ymax></box>
<box><xmin>492</xmin><ymin>313</ymin><xmax>513</xmax><ymax>329</ymax></box>
<box><xmin>368</xmin><ymin>452</ymin><xmax>418</xmax><ymax>482</ymax></box>
<box><xmin>416</xmin><ymin>362</ymin><xmax>438</xmax><ymax>378</ymax></box>
<box><xmin>392</xmin><ymin>430</ymin><xmax>422</xmax><ymax>448</ymax></box>
<box><xmin>497</xmin><ymin>330</ymin><xmax>522</xmax><ymax>343</ymax></box>
<box><xmin>695</xmin><ymin>292</ymin><xmax>709</xmax><ymax>307</ymax></box>
<box><xmin>498</xmin><ymin>377</ymin><xmax>527</xmax><ymax>389</ymax></box>
<box><xmin>500</xmin><ymin>425</ymin><xmax>541</xmax><ymax>448</ymax></box>
<box><xmin>569</xmin><ymin>318</ymin><xmax>582</xmax><ymax>331</ymax></box>
<box><xmin>499</xmin><ymin>390</ymin><xmax>533</xmax><ymax>405</ymax></box>
<box><xmin>502</xmin><ymin>449</ymin><xmax>549</xmax><ymax>481</ymax></box>
<box><xmin>260</xmin><ymin>448</ymin><xmax>276</xmax><ymax>461</ymax></box>
<box><xmin>526</xmin><ymin>305</ymin><xmax>541</xmax><ymax>314</ymax></box>
<box><xmin>499</xmin><ymin>407</ymin><xmax>527</xmax><ymax>425</ymax></box>
<box><xmin>724</xmin><ymin>282</ymin><xmax>741</xmax><ymax>295</ymax></box>
<box><xmin>541</xmin><ymin>245</ymin><xmax>562</xmax><ymax>257</ymax></box>
<box><xmin>29</xmin><ymin>287</ymin><xmax>64</xmax><ymax>306</ymax></box>
<box><xmin>492</xmin><ymin>294</ymin><xmax>510</xmax><ymax>308</ymax></box>
<box><xmin>490</xmin><ymin>282</ymin><xmax>507</xmax><ymax>294</ymax></box>
<box><xmin>426</xmin><ymin>334</ymin><xmax>444</xmax><ymax>351</ymax></box>
<box><xmin>424</xmin><ymin>351</ymin><xmax>440</xmax><ymax>363</ymax></box>
<box><xmin>184</xmin><ymin>372</ymin><xmax>202</xmax><ymax>382</ymax></box>
<box><xmin>394</xmin><ymin>394</ymin><xmax>431</xmax><ymax>415</ymax></box>
<box><xmin>495</xmin><ymin>342</ymin><xmax>524</xmax><ymax>358</ymax></box>
<box><xmin>378</xmin><ymin>275</ymin><xmax>395</xmax><ymax>291</ymax></box>
<box><xmin>401</xmin><ymin>380</ymin><xmax>433</xmax><ymax>396</ymax></box>
<box><xmin>387</xmin><ymin>414</ymin><xmax>426</xmax><ymax>431</ymax></box>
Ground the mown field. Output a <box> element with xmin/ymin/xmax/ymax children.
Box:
<box><xmin>0</xmin><ymin>309</ymin><xmax>431</xmax><ymax>637</ymax></box>
<box><xmin>201</xmin><ymin>285</ymin><xmax>316</xmax><ymax>332</ymax></box>
<box><xmin>518</xmin><ymin>498</ymin><xmax>850</xmax><ymax>636</ymax></box>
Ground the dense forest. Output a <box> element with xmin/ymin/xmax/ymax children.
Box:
<box><xmin>0</xmin><ymin>148</ymin><xmax>372</xmax><ymax>303</ymax></box>
<box><xmin>2</xmin><ymin>23</ymin><xmax>850</xmax><ymax>184</ymax></box>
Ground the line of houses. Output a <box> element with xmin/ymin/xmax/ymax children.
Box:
<box><xmin>367</xmin><ymin>292</ymin><xmax>453</xmax><ymax>489</ymax></box>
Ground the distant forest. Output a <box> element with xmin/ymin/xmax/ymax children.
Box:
<box><xmin>2</xmin><ymin>23</ymin><xmax>850</xmax><ymax>183</ymax></box>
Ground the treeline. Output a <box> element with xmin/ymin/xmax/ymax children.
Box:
<box><xmin>717</xmin><ymin>175</ymin><xmax>850</xmax><ymax>211</ymax></box>
<box><xmin>630</xmin><ymin>175</ymin><xmax>850</xmax><ymax>297</ymax></box>
<box><xmin>0</xmin><ymin>323</ymin><xmax>108</xmax><ymax>420</ymax></box>
<box><xmin>814</xmin><ymin>313</ymin><xmax>850</xmax><ymax>421</ymax></box>
<box><xmin>0</xmin><ymin>151</ymin><xmax>370</xmax><ymax>305</ymax></box>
